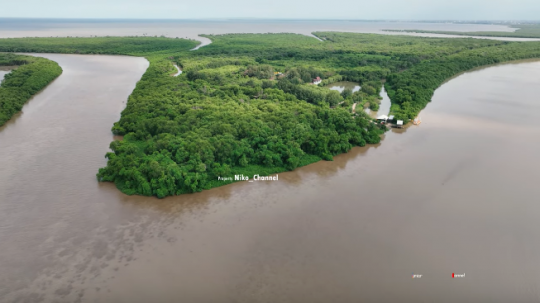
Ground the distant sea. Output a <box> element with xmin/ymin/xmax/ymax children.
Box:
<box><xmin>1</xmin><ymin>18</ymin><xmax>536</xmax><ymax>47</ymax></box>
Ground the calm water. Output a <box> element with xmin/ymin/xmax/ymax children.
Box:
<box><xmin>364</xmin><ymin>85</ymin><xmax>392</xmax><ymax>118</ymax></box>
<box><xmin>1</xmin><ymin>19</ymin><xmax>539</xmax><ymax>48</ymax></box>
<box><xmin>0</xmin><ymin>67</ymin><xmax>12</xmax><ymax>82</ymax></box>
<box><xmin>1</xmin><ymin>52</ymin><xmax>540</xmax><ymax>302</ymax></box>
<box><xmin>326</xmin><ymin>81</ymin><xmax>361</xmax><ymax>93</ymax></box>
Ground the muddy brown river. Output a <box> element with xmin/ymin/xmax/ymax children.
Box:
<box><xmin>0</xmin><ymin>54</ymin><xmax>540</xmax><ymax>303</ymax></box>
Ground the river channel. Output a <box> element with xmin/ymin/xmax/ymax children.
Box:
<box><xmin>0</xmin><ymin>54</ymin><xmax>539</xmax><ymax>302</ymax></box>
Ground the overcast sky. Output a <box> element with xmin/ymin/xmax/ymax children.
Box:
<box><xmin>1</xmin><ymin>0</ymin><xmax>538</xmax><ymax>20</ymax></box>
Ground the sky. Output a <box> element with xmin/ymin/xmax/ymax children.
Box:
<box><xmin>1</xmin><ymin>0</ymin><xmax>539</xmax><ymax>20</ymax></box>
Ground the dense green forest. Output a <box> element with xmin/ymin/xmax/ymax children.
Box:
<box><xmin>384</xmin><ymin>24</ymin><xmax>540</xmax><ymax>38</ymax></box>
<box><xmin>0</xmin><ymin>53</ymin><xmax>62</xmax><ymax>126</ymax></box>
<box><xmin>0</xmin><ymin>36</ymin><xmax>200</xmax><ymax>55</ymax></box>
<box><xmin>1</xmin><ymin>33</ymin><xmax>540</xmax><ymax>197</ymax></box>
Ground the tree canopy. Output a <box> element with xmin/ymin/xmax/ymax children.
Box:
<box><xmin>1</xmin><ymin>33</ymin><xmax>539</xmax><ymax>197</ymax></box>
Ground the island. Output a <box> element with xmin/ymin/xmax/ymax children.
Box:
<box><xmin>1</xmin><ymin>33</ymin><xmax>539</xmax><ymax>197</ymax></box>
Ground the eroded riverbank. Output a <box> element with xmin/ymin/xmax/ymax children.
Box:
<box><xmin>0</xmin><ymin>53</ymin><xmax>540</xmax><ymax>302</ymax></box>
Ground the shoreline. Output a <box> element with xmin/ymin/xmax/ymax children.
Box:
<box><xmin>0</xmin><ymin>65</ymin><xmax>17</xmax><ymax>71</ymax></box>
<box><xmin>139</xmin><ymin>58</ymin><xmax>540</xmax><ymax>197</ymax></box>
<box><xmin>383</xmin><ymin>29</ymin><xmax>540</xmax><ymax>40</ymax></box>
<box><xmin>3</xmin><ymin>34</ymin><xmax>540</xmax><ymax>197</ymax></box>
<box><xmin>1</xmin><ymin>48</ymin><xmax>539</xmax><ymax>301</ymax></box>
<box><xmin>0</xmin><ymin>54</ymin><xmax>62</xmax><ymax>127</ymax></box>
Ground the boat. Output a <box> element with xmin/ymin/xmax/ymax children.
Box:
<box><xmin>413</xmin><ymin>117</ymin><xmax>422</xmax><ymax>125</ymax></box>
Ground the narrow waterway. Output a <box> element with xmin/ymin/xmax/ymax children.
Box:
<box><xmin>0</xmin><ymin>54</ymin><xmax>149</xmax><ymax>302</ymax></box>
<box><xmin>0</xmin><ymin>55</ymin><xmax>539</xmax><ymax>303</ymax></box>
<box><xmin>364</xmin><ymin>85</ymin><xmax>392</xmax><ymax>118</ymax></box>
<box><xmin>0</xmin><ymin>68</ymin><xmax>12</xmax><ymax>82</ymax></box>
<box><xmin>173</xmin><ymin>64</ymin><xmax>182</xmax><ymax>76</ymax></box>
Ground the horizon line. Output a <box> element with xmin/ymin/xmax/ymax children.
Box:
<box><xmin>1</xmin><ymin>17</ymin><xmax>539</xmax><ymax>22</ymax></box>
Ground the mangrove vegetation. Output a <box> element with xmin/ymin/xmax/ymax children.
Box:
<box><xmin>1</xmin><ymin>33</ymin><xmax>540</xmax><ymax>197</ymax></box>
<box><xmin>0</xmin><ymin>53</ymin><xmax>62</xmax><ymax>126</ymax></box>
